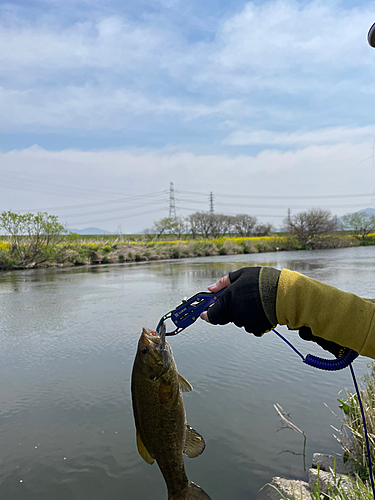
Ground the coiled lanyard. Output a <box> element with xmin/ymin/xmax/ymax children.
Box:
<box><xmin>274</xmin><ymin>329</ymin><xmax>375</xmax><ymax>498</ymax></box>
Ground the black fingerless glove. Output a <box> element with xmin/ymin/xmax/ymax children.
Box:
<box><xmin>298</xmin><ymin>326</ymin><xmax>350</xmax><ymax>358</ymax></box>
<box><xmin>207</xmin><ymin>267</ymin><xmax>280</xmax><ymax>336</ymax></box>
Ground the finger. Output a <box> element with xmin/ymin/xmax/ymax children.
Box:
<box><xmin>200</xmin><ymin>311</ymin><xmax>210</xmax><ymax>322</ymax></box>
<box><xmin>207</xmin><ymin>275</ymin><xmax>231</xmax><ymax>292</ymax></box>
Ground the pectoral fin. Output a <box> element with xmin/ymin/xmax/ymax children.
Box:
<box><xmin>183</xmin><ymin>425</ymin><xmax>206</xmax><ymax>458</ymax></box>
<box><xmin>136</xmin><ymin>431</ymin><xmax>154</xmax><ymax>465</ymax></box>
<box><xmin>178</xmin><ymin>373</ymin><xmax>193</xmax><ymax>392</ymax></box>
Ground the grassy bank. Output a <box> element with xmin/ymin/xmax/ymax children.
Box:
<box><xmin>274</xmin><ymin>363</ymin><xmax>375</xmax><ymax>500</ymax></box>
<box><xmin>0</xmin><ymin>232</ymin><xmax>363</xmax><ymax>271</ymax></box>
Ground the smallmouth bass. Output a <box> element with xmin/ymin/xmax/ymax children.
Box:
<box><xmin>131</xmin><ymin>327</ymin><xmax>212</xmax><ymax>500</ymax></box>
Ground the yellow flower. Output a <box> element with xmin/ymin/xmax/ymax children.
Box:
<box><xmin>0</xmin><ymin>241</ymin><xmax>11</xmax><ymax>252</ymax></box>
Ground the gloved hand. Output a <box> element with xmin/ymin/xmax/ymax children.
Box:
<box><xmin>202</xmin><ymin>267</ymin><xmax>280</xmax><ymax>336</ymax></box>
<box><xmin>201</xmin><ymin>266</ymin><xmax>350</xmax><ymax>358</ymax></box>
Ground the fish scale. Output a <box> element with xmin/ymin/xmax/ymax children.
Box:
<box><xmin>131</xmin><ymin>328</ymin><xmax>212</xmax><ymax>500</ymax></box>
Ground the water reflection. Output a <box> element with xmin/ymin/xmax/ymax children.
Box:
<box><xmin>0</xmin><ymin>246</ymin><xmax>373</xmax><ymax>499</ymax></box>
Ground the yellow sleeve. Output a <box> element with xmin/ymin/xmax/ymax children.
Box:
<box><xmin>276</xmin><ymin>269</ymin><xmax>375</xmax><ymax>359</ymax></box>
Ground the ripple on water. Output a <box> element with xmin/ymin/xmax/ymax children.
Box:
<box><xmin>0</xmin><ymin>249</ymin><xmax>373</xmax><ymax>500</ymax></box>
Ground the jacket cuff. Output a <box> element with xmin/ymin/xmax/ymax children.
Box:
<box><xmin>259</xmin><ymin>267</ymin><xmax>280</xmax><ymax>327</ymax></box>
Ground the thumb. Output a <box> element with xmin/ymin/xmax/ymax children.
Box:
<box><xmin>201</xmin><ymin>275</ymin><xmax>231</xmax><ymax>323</ymax></box>
<box><xmin>207</xmin><ymin>275</ymin><xmax>231</xmax><ymax>293</ymax></box>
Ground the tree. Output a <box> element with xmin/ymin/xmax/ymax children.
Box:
<box><xmin>189</xmin><ymin>212</ymin><xmax>212</xmax><ymax>238</ymax></box>
<box><xmin>209</xmin><ymin>214</ymin><xmax>232</xmax><ymax>238</ymax></box>
<box><xmin>187</xmin><ymin>213</ymin><xmax>200</xmax><ymax>239</ymax></box>
<box><xmin>0</xmin><ymin>211</ymin><xmax>67</xmax><ymax>266</ymax></box>
<box><xmin>232</xmin><ymin>214</ymin><xmax>258</xmax><ymax>236</ymax></box>
<box><xmin>152</xmin><ymin>217</ymin><xmax>173</xmax><ymax>239</ymax></box>
<box><xmin>284</xmin><ymin>208</ymin><xmax>338</xmax><ymax>248</ymax></box>
<box><xmin>143</xmin><ymin>227</ymin><xmax>154</xmax><ymax>242</ymax></box>
<box><xmin>152</xmin><ymin>216</ymin><xmax>187</xmax><ymax>240</ymax></box>
<box><xmin>171</xmin><ymin>217</ymin><xmax>188</xmax><ymax>239</ymax></box>
<box><xmin>187</xmin><ymin>212</ymin><xmax>233</xmax><ymax>238</ymax></box>
<box><xmin>254</xmin><ymin>222</ymin><xmax>274</xmax><ymax>236</ymax></box>
<box><xmin>342</xmin><ymin>212</ymin><xmax>375</xmax><ymax>241</ymax></box>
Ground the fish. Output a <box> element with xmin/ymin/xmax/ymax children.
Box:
<box><xmin>131</xmin><ymin>327</ymin><xmax>212</xmax><ymax>500</ymax></box>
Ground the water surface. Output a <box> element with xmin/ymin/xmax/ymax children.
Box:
<box><xmin>0</xmin><ymin>246</ymin><xmax>374</xmax><ymax>499</ymax></box>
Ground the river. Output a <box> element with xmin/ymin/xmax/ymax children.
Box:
<box><xmin>0</xmin><ymin>246</ymin><xmax>374</xmax><ymax>499</ymax></box>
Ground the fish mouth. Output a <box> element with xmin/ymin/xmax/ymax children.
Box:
<box><xmin>139</xmin><ymin>327</ymin><xmax>170</xmax><ymax>379</ymax></box>
<box><xmin>141</xmin><ymin>327</ymin><xmax>167</xmax><ymax>351</ymax></box>
<box><xmin>141</xmin><ymin>327</ymin><xmax>161</xmax><ymax>344</ymax></box>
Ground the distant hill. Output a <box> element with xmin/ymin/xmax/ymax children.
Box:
<box><xmin>68</xmin><ymin>227</ymin><xmax>113</xmax><ymax>235</ymax></box>
<box><xmin>359</xmin><ymin>207</ymin><xmax>375</xmax><ymax>216</ymax></box>
<box><xmin>337</xmin><ymin>207</ymin><xmax>375</xmax><ymax>225</ymax></box>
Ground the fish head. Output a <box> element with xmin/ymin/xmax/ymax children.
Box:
<box><xmin>136</xmin><ymin>327</ymin><xmax>171</xmax><ymax>380</ymax></box>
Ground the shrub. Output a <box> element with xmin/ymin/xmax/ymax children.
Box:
<box><xmin>119</xmin><ymin>254</ymin><xmax>125</xmax><ymax>261</ymax></box>
<box><xmin>335</xmin><ymin>363</ymin><xmax>375</xmax><ymax>480</ymax></box>
<box><xmin>89</xmin><ymin>250</ymin><xmax>100</xmax><ymax>262</ymax></box>
<box><xmin>0</xmin><ymin>251</ymin><xmax>15</xmax><ymax>270</ymax></box>
<box><xmin>172</xmin><ymin>248</ymin><xmax>180</xmax><ymax>258</ymax></box>
<box><xmin>0</xmin><ymin>210</ymin><xmax>67</xmax><ymax>265</ymax></box>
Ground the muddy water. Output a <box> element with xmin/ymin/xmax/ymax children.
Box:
<box><xmin>0</xmin><ymin>246</ymin><xmax>373</xmax><ymax>499</ymax></box>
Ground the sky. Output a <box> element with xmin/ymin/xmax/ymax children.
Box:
<box><xmin>1</xmin><ymin>0</ymin><xmax>375</xmax><ymax>233</ymax></box>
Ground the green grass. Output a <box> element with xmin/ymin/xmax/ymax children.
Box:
<box><xmin>0</xmin><ymin>232</ymin><xmax>364</xmax><ymax>270</ymax></box>
<box><xmin>266</xmin><ymin>364</ymin><xmax>375</xmax><ymax>500</ymax></box>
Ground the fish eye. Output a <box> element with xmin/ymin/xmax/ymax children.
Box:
<box><xmin>141</xmin><ymin>346</ymin><xmax>148</xmax><ymax>355</ymax></box>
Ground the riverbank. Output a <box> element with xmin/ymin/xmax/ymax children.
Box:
<box><xmin>264</xmin><ymin>362</ymin><xmax>375</xmax><ymax>500</ymax></box>
<box><xmin>263</xmin><ymin>453</ymin><xmax>356</xmax><ymax>499</ymax></box>
<box><xmin>0</xmin><ymin>233</ymin><xmax>361</xmax><ymax>270</ymax></box>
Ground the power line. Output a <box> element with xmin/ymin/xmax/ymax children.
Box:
<box><xmin>2</xmin><ymin>173</ymin><xmax>124</xmax><ymax>200</ymax></box>
<box><xmin>62</xmin><ymin>199</ymin><xmax>168</xmax><ymax>220</ymax></box>
<box><xmin>66</xmin><ymin>208</ymin><xmax>167</xmax><ymax>226</ymax></box>
<box><xmin>19</xmin><ymin>191</ymin><xmax>168</xmax><ymax>213</ymax></box>
<box><xmin>178</xmin><ymin>190</ymin><xmax>374</xmax><ymax>200</ymax></box>
<box><xmin>177</xmin><ymin>207</ymin><xmax>287</xmax><ymax>217</ymax></box>
<box><xmin>176</xmin><ymin>198</ymin><xmax>369</xmax><ymax>209</ymax></box>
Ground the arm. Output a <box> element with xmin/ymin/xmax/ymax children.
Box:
<box><xmin>277</xmin><ymin>269</ymin><xmax>375</xmax><ymax>358</ymax></box>
<box><xmin>201</xmin><ymin>267</ymin><xmax>375</xmax><ymax>359</ymax></box>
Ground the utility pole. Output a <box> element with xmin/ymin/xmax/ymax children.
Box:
<box><xmin>209</xmin><ymin>192</ymin><xmax>214</xmax><ymax>214</ymax></box>
<box><xmin>169</xmin><ymin>182</ymin><xmax>176</xmax><ymax>219</ymax></box>
<box><xmin>287</xmin><ymin>207</ymin><xmax>291</xmax><ymax>224</ymax></box>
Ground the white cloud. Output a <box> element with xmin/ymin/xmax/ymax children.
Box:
<box><xmin>1</xmin><ymin>140</ymin><xmax>374</xmax><ymax>232</ymax></box>
<box><xmin>0</xmin><ymin>15</ymin><xmax>168</xmax><ymax>74</ymax></box>
<box><xmin>224</xmin><ymin>125</ymin><xmax>375</xmax><ymax>146</ymax></box>
<box><xmin>1</xmin><ymin>1</ymin><xmax>374</xmax><ymax>93</ymax></box>
<box><xmin>0</xmin><ymin>85</ymin><xmax>253</xmax><ymax>131</ymax></box>
<box><xmin>165</xmin><ymin>1</ymin><xmax>375</xmax><ymax>95</ymax></box>
<box><xmin>217</xmin><ymin>1</ymin><xmax>370</xmax><ymax>70</ymax></box>
<box><xmin>0</xmin><ymin>0</ymin><xmax>374</xmax><ymax>157</ymax></box>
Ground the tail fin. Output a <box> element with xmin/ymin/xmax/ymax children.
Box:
<box><xmin>186</xmin><ymin>481</ymin><xmax>212</xmax><ymax>499</ymax></box>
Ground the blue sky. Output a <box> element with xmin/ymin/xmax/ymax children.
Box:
<box><xmin>1</xmin><ymin>0</ymin><xmax>375</xmax><ymax>232</ymax></box>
